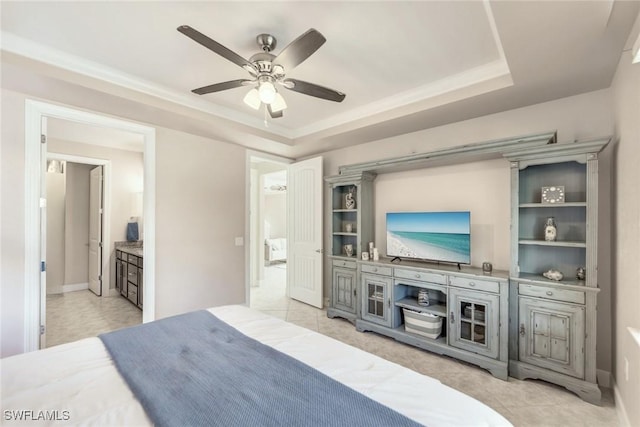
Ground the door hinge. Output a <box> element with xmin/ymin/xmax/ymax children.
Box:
<box><xmin>41</xmin><ymin>261</ymin><xmax>46</xmax><ymax>272</ymax></box>
<box><xmin>40</xmin><ymin>325</ymin><xmax>45</xmax><ymax>335</ymax></box>
<box><xmin>40</xmin><ymin>134</ymin><xmax>46</xmax><ymax>144</ymax></box>
<box><xmin>99</xmin><ymin>242</ymin><xmax>103</xmax><ymax>248</ymax></box>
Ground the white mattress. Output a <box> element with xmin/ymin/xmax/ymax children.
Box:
<box><xmin>1</xmin><ymin>305</ymin><xmax>511</xmax><ymax>426</ymax></box>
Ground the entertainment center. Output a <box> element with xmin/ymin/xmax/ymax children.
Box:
<box><xmin>325</xmin><ymin>131</ymin><xmax>610</xmax><ymax>404</ymax></box>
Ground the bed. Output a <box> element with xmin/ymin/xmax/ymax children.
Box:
<box><xmin>1</xmin><ymin>305</ymin><xmax>511</xmax><ymax>426</ymax></box>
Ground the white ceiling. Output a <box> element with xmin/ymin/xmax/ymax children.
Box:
<box><xmin>1</xmin><ymin>1</ymin><xmax>638</xmax><ymax>157</ymax></box>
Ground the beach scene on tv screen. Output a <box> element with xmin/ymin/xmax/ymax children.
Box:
<box><xmin>387</xmin><ymin>212</ymin><xmax>470</xmax><ymax>264</ymax></box>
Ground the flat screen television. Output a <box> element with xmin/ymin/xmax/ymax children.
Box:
<box><xmin>386</xmin><ymin>211</ymin><xmax>471</xmax><ymax>265</ymax></box>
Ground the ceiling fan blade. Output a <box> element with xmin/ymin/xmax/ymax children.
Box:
<box><xmin>282</xmin><ymin>78</ymin><xmax>345</xmax><ymax>102</ymax></box>
<box><xmin>177</xmin><ymin>25</ymin><xmax>257</xmax><ymax>74</ymax></box>
<box><xmin>267</xmin><ymin>104</ymin><xmax>284</xmax><ymax>119</ymax></box>
<box><xmin>192</xmin><ymin>79</ymin><xmax>254</xmax><ymax>95</ymax></box>
<box><xmin>273</xmin><ymin>29</ymin><xmax>326</xmax><ymax>71</ymax></box>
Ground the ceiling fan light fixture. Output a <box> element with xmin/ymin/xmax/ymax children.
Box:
<box><xmin>258</xmin><ymin>81</ymin><xmax>277</xmax><ymax>104</ymax></box>
<box><xmin>270</xmin><ymin>93</ymin><xmax>287</xmax><ymax>113</ymax></box>
<box><xmin>243</xmin><ymin>88</ymin><xmax>261</xmax><ymax>110</ymax></box>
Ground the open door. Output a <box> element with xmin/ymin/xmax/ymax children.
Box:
<box><xmin>88</xmin><ymin>166</ymin><xmax>103</xmax><ymax>296</ymax></box>
<box><xmin>287</xmin><ymin>156</ymin><xmax>323</xmax><ymax>308</ymax></box>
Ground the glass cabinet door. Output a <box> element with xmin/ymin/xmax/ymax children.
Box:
<box><xmin>459</xmin><ymin>301</ymin><xmax>487</xmax><ymax>345</ymax></box>
<box><xmin>361</xmin><ymin>273</ymin><xmax>392</xmax><ymax>327</ymax></box>
<box><xmin>449</xmin><ymin>288</ymin><xmax>499</xmax><ymax>359</ymax></box>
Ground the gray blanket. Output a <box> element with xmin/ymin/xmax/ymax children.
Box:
<box><xmin>100</xmin><ymin>310</ymin><xmax>422</xmax><ymax>427</ymax></box>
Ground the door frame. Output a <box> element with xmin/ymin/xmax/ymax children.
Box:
<box><xmin>47</xmin><ymin>153</ymin><xmax>111</xmax><ymax>295</ymax></box>
<box><xmin>245</xmin><ymin>150</ymin><xmax>292</xmax><ymax>306</ymax></box>
<box><xmin>24</xmin><ymin>99</ymin><xmax>156</xmax><ymax>352</ymax></box>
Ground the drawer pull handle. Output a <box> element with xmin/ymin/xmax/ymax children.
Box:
<box><xmin>520</xmin><ymin>324</ymin><xmax>526</xmax><ymax>336</ymax></box>
<box><xmin>546</xmin><ymin>291</ymin><xmax>553</xmax><ymax>296</ymax></box>
<box><xmin>415</xmin><ymin>274</ymin><xmax>421</xmax><ymax>278</ymax></box>
<box><xmin>450</xmin><ymin>312</ymin><xmax>455</xmax><ymax>324</ymax></box>
<box><xmin>469</xmin><ymin>282</ymin><xmax>476</xmax><ymax>287</ymax></box>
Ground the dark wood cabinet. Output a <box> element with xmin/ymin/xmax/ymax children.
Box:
<box><xmin>115</xmin><ymin>248</ymin><xmax>142</xmax><ymax>309</ymax></box>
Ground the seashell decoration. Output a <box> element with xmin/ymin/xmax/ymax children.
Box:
<box><xmin>543</xmin><ymin>269</ymin><xmax>563</xmax><ymax>281</ymax></box>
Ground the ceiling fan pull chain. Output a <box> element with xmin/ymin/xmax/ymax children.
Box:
<box><xmin>263</xmin><ymin>105</ymin><xmax>269</xmax><ymax>128</ymax></box>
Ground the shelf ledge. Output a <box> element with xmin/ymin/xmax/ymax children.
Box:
<box><xmin>519</xmin><ymin>240</ymin><xmax>586</xmax><ymax>248</ymax></box>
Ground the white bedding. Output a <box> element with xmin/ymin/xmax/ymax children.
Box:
<box><xmin>1</xmin><ymin>305</ymin><xmax>511</xmax><ymax>426</ymax></box>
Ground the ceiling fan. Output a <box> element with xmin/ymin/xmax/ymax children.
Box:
<box><xmin>177</xmin><ymin>25</ymin><xmax>346</xmax><ymax>119</ymax></box>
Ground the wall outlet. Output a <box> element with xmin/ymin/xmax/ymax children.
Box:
<box><xmin>624</xmin><ymin>357</ymin><xmax>629</xmax><ymax>382</ymax></box>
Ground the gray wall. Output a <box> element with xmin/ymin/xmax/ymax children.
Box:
<box><xmin>611</xmin><ymin>35</ymin><xmax>640</xmax><ymax>426</ymax></box>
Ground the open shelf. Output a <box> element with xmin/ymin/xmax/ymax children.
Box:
<box><xmin>519</xmin><ymin>239</ymin><xmax>586</xmax><ymax>248</ymax></box>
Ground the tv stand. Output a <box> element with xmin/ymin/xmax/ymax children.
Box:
<box><xmin>331</xmin><ymin>257</ymin><xmax>510</xmax><ymax>380</ymax></box>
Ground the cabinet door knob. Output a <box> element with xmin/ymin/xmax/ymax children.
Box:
<box><xmin>519</xmin><ymin>324</ymin><xmax>526</xmax><ymax>336</ymax></box>
<box><xmin>450</xmin><ymin>312</ymin><xmax>455</xmax><ymax>323</ymax></box>
<box><xmin>415</xmin><ymin>274</ymin><xmax>421</xmax><ymax>278</ymax></box>
<box><xmin>546</xmin><ymin>291</ymin><xmax>553</xmax><ymax>296</ymax></box>
<box><xmin>373</xmin><ymin>268</ymin><xmax>377</xmax><ymax>272</ymax></box>
<box><xmin>469</xmin><ymin>282</ymin><xmax>476</xmax><ymax>287</ymax></box>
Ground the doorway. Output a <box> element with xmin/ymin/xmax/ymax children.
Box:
<box><xmin>24</xmin><ymin>100</ymin><xmax>156</xmax><ymax>352</ymax></box>
<box><xmin>248</xmin><ymin>155</ymin><xmax>290</xmax><ymax>317</ymax></box>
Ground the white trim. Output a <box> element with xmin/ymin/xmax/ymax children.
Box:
<box><xmin>2</xmin><ymin>31</ymin><xmax>290</xmax><ymax>138</ymax></box>
<box><xmin>24</xmin><ymin>99</ymin><xmax>156</xmax><ymax>353</ymax></box>
<box><xmin>613</xmin><ymin>378</ymin><xmax>631</xmax><ymax>427</ymax></box>
<box><xmin>61</xmin><ymin>282</ymin><xmax>89</xmax><ymax>293</ymax></box>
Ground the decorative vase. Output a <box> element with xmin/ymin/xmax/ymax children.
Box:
<box><xmin>544</xmin><ymin>217</ymin><xmax>557</xmax><ymax>242</ymax></box>
<box><xmin>345</xmin><ymin>187</ymin><xmax>356</xmax><ymax>209</ymax></box>
<box><xmin>417</xmin><ymin>289</ymin><xmax>430</xmax><ymax>306</ymax></box>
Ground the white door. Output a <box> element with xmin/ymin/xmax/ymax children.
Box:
<box><xmin>287</xmin><ymin>157</ymin><xmax>323</xmax><ymax>308</ymax></box>
<box><xmin>88</xmin><ymin>166</ymin><xmax>103</xmax><ymax>296</ymax></box>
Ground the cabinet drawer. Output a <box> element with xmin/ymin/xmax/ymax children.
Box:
<box><xmin>449</xmin><ymin>276</ymin><xmax>500</xmax><ymax>293</ymax></box>
<box><xmin>128</xmin><ymin>254</ymin><xmax>138</xmax><ymax>264</ymax></box>
<box><xmin>361</xmin><ymin>264</ymin><xmax>392</xmax><ymax>276</ymax></box>
<box><xmin>333</xmin><ymin>259</ymin><xmax>356</xmax><ymax>269</ymax></box>
<box><xmin>519</xmin><ymin>283</ymin><xmax>585</xmax><ymax>304</ymax></box>
<box><xmin>394</xmin><ymin>268</ymin><xmax>447</xmax><ymax>285</ymax></box>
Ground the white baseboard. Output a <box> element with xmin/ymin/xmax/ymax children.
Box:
<box><xmin>597</xmin><ymin>369</ymin><xmax>612</xmax><ymax>388</ymax></box>
<box><xmin>613</xmin><ymin>378</ymin><xmax>631</xmax><ymax>427</ymax></box>
<box><xmin>62</xmin><ymin>282</ymin><xmax>88</xmax><ymax>293</ymax></box>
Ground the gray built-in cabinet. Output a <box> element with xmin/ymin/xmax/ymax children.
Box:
<box><xmin>505</xmin><ymin>138</ymin><xmax>609</xmax><ymax>405</ymax></box>
<box><xmin>326</xmin><ymin>172</ymin><xmax>375</xmax><ymax>322</ymax></box>
<box><xmin>325</xmin><ymin>132</ymin><xmax>610</xmax><ymax>404</ymax></box>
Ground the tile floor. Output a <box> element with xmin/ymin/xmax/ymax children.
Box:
<box><xmin>251</xmin><ymin>264</ymin><xmax>619</xmax><ymax>427</ymax></box>
<box><xmin>45</xmin><ymin>289</ymin><xmax>142</xmax><ymax>347</ymax></box>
